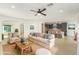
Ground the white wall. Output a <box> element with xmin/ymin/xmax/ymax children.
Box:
<box><xmin>2</xmin><ymin>21</ymin><xmax>21</xmax><ymax>34</ymax></box>
<box><xmin>77</xmin><ymin>32</ymin><xmax>79</xmax><ymax>55</ymax></box>
<box><xmin>0</xmin><ymin>22</ymin><xmax>3</xmax><ymax>42</ymax></box>
<box><xmin>2</xmin><ymin>20</ymin><xmax>42</xmax><ymax>38</ymax></box>
<box><xmin>24</xmin><ymin>21</ymin><xmax>42</xmax><ymax>38</ymax></box>
<box><xmin>75</xmin><ymin>22</ymin><xmax>79</xmax><ymax>55</ymax></box>
<box><xmin>67</xmin><ymin>21</ymin><xmax>77</xmax><ymax>37</ymax></box>
<box><xmin>66</xmin><ymin>15</ymin><xmax>78</xmax><ymax>38</ymax></box>
<box><xmin>0</xmin><ymin>13</ymin><xmax>79</xmax><ymax>40</ymax></box>
<box><xmin>12</xmin><ymin>23</ymin><xmax>21</xmax><ymax>34</ymax></box>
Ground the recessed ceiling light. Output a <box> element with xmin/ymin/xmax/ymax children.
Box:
<box><xmin>11</xmin><ymin>5</ymin><xmax>15</xmax><ymax>8</ymax></box>
<box><xmin>59</xmin><ymin>9</ymin><xmax>63</xmax><ymax>13</ymax></box>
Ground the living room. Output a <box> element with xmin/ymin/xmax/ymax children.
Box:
<box><xmin>0</xmin><ymin>3</ymin><xmax>78</xmax><ymax>55</ymax></box>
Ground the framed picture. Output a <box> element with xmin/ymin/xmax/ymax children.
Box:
<box><xmin>30</xmin><ymin>25</ymin><xmax>34</xmax><ymax>30</ymax></box>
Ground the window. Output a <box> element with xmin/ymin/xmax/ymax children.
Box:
<box><xmin>4</xmin><ymin>25</ymin><xmax>11</xmax><ymax>32</ymax></box>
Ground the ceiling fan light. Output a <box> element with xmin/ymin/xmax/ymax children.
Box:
<box><xmin>38</xmin><ymin>13</ymin><xmax>41</xmax><ymax>15</ymax></box>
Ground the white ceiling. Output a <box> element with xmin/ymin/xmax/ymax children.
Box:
<box><xmin>0</xmin><ymin>3</ymin><xmax>79</xmax><ymax>21</ymax></box>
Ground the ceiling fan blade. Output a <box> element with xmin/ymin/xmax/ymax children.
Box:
<box><xmin>40</xmin><ymin>13</ymin><xmax>46</xmax><ymax>16</ymax></box>
<box><xmin>41</xmin><ymin>8</ymin><xmax>46</xmax><ymax>12</ymax></box>
<box><xmin>30</xmin><ymin>10</ymin><xmax>37</xmax><ymax>12</ymax></box>
<box><xmin>38</xmin><ymin>9</ymin><xmax>41</xmax><ymax>12</ymax></box>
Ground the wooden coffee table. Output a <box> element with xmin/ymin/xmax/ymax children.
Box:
<box><xmin>15</xmin><ymin>41</ymin><xmax>32</xmax><ymax>55</ymax></box>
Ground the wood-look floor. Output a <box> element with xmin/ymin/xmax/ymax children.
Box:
<box><xmin>55</xmin><ymin>38</ymin><xmax>77</xmax><ymax>55</ymax></box>
<box><xmin>0</xmin><ymin>42</ymin><xmax>2</xmax><ymax>55</ymax></box>
<box><xmin>2</xmin><ymin>37</ymin><xmax>77</xmax><ymax>55</ymax></box>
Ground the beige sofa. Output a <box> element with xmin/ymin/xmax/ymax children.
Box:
<box><xmin>28</xmin><ymin>34</ymin><xmax>55</xmax><ymax>49</ymax></box>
